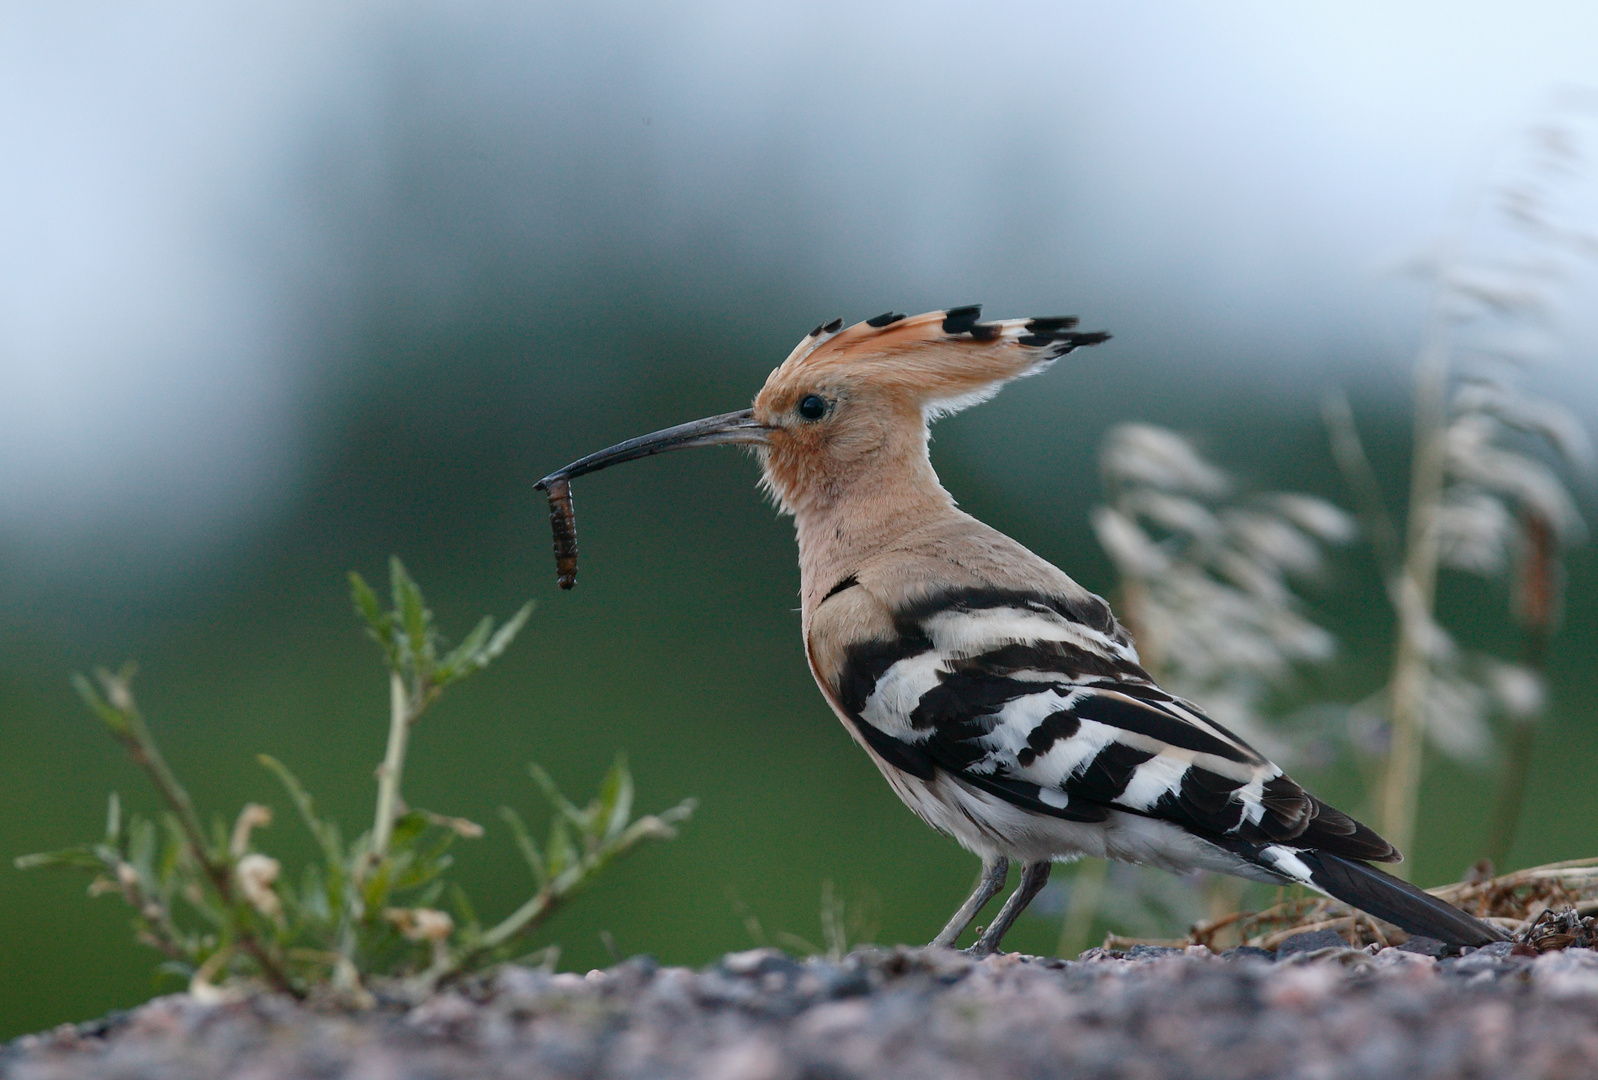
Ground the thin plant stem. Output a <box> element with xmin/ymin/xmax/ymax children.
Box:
<box><xmin>338</xmin><ymin>669</ymin><xmax>423</xmax><ymax>978</ymax></box>
<box><xmin>1321</xmin><ymin>391</ymin><xmax>1402</xmax><ymax>584</ymax></box>
<box><xmin>92</xmin><ymin>674</ymin><xmax>297</xmax><ymax>995</ymax></box>
<box><xmin>1378</xmin><ymin>311</ymin><xmax>1452</xmax><ymax>871</ymax></box>
<box><xmin>1376</xmin><ymin>150</ymin><xmax>1505</xmax><ymax>870</ymax></box>
<box><xmin>1482</xmin><ymin>665</ymin><xmax>1542</xmax><ymax>869</ymax></box>
<box><xmin>105</xmin><ymin>864</ymin><xmax>190</xmax><ymax>962</ymax></box>
<box><xmin>421</xmin><ymin>808</ymin><xmax>688</xmax><ymax>990</ymax></box>
<box><xmin>369</xmin><ymin>671</ymin><xmax>415</xmax><ymax>869</ymax></box>
<box><xmin>94</xmin><ymin>685</ymin><xmax>208</xmax><ymax>871</ymax></box>
<box><xmin>1323</xmin><ymin>389</ymin><xmax>1434</xmax><ymax>854</ymax></box>
<box><xmin>1484</xmin><ymin>513</ymin><xmax>1559</xmax><ymax>868</ymax></box>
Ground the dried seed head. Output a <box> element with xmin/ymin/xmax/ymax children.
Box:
<box><xmin>1484</xmin><ymin>659</ymin><xmax>1545</xmax><ymax>721</ymax></box>
<box><xmin>1094</xmin><ymin>422</ymin><xmax>1352</xmax><ymax>760</ymax></box>
<box><xmin>1091</xmin><ymin>506</ymin><xmax>1170</xmax><ymax>578</ymax></box>
<box><xmin>1269</xmin><ymin>494</ymin><xmax>1358</xmax><ymax>544</ymax></box>
<box><xmin>1102</xmin><ymin>423</ymin><xmax>1230</xmax><ymax>496</ymax></box>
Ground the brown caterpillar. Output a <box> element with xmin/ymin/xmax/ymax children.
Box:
<box><xmin>541</xmin><ymin>477</ymin><xmax>580</xmax><ymax>589</ymax></box>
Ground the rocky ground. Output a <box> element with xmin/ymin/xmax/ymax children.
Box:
<box><xmin>8</xmin><ymin>936</ymin><xmax>1598</xmax><ymax>1080</ymax></box>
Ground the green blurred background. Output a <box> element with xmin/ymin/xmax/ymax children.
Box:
<box><xmin>4</xmin><ymin>0</ymin><xmax>1598</xmax><ymax>1039</ymax></box>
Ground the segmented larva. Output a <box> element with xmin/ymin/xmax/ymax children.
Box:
<box><xmin>542</xmin><ymin>478</ymin><xmax>580</xmax><ymax>589</ymax></box>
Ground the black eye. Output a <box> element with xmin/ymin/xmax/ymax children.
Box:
<box><xmin>797</xmin><ymin>394</ymin><xmax>828</xmax><ymax>421</ymax></box>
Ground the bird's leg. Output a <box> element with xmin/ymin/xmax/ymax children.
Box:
<box><xmin>929</xmin><ymin>856</ymin><xmax>1009</xmax><ymax>948</ymax></box>
<box><xmin>965</xmin><ymin>860</ymin><xmax>1052</xmax><ymax>957</ymax></box>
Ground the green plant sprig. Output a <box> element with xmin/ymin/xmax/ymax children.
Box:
<box><xmin>17</xmin><ymin>557</ymin><xmax>693</xmax><ymax>1001</ymax></box>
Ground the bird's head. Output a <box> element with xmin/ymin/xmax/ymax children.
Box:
<box><xmin>750</xmin><ymin>307</ymin><xmax>1108</xmax><ymax>512</ymax></box>
<box><xmin>534</xmin><ymin>306</ymin><xmax>1107</xmax><ymax>584</ymax></box>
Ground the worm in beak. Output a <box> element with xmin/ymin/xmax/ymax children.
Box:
<box><xmin>533</xmin><ymin>409</ymin><xmax>770</xmax><ymax>589</ymax></box>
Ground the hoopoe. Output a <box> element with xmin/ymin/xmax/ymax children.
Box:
<box><xmin>535</xmin><ymin>306</ymin><xmax>1507</xmax><ymax>954</ymax></box>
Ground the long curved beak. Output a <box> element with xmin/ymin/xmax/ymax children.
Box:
<box><xmin>534</xmin><ymin>408</ymin><xmax>769</xmax><ymax>490</ymax></box>
<box><xmin>533</xmin><ymin>408</ymin><xmax>770</xmax><ymax>590</ymax></box>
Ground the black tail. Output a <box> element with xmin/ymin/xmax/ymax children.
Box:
<box><xmin>1300</xmin><ymin>850</ymin><xmax>1508</xmax><ymax>947</ymax></box>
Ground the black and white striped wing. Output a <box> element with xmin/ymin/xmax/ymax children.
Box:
<box><xmin>832</xmin><ymin>586</ymin><xmax>1515</xmax><ymax>946</ymax></box>
<box><xmin>834</xmin><ymin>587</ymin><xmax>1396</xmax><ymax>864</ymax></box>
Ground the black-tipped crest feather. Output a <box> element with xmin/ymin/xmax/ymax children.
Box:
<box><xmin>941</xmin><ymin>305</ymin><xmax>983</xmax><ymax>335</ymax></box>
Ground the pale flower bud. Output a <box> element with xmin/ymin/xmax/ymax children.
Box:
<box><xmin>106</xmin><ymin>677</ymin><xmax>135</xmax><ymax>714</ymax></box>
<box><xmin>235</xmin><ymin>853</ymin><xmax>282</xmax><ymax>919</ymax></box>
<box><xmin>413</xmin><ymin>909</ymin><xmax>454</xmax><ymax>942</ymax></box>
<box><xmin>230</xmin><ymin>804</ymin><xmax>273</xmax><ymax>858</ymax></box>
<box><xmin>385</xmin><ymin>907</ymin><xmax>454</xmax><ymax>942</ymax></box>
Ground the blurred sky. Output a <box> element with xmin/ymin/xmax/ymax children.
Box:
<box><xmin>3</xmin><ymin>0</ymin><xmax>1598</xmax><ymax>572</ymax></box>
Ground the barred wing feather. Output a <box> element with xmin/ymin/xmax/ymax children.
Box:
<box><xmin>834</xmin><ymin>587</ymin><xmax>1398</xmax><ymax>864</ymax></box>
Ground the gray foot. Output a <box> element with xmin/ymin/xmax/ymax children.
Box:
<box><xmin>965</xmin><ymin>861</ymin><xmax>1052</xmax><ymax>957</ymax></box>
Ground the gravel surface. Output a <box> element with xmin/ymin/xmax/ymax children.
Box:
<box><xmin>8</xmin><ymin>939</ymin><xmax>1598</xmax><ymax>1079</ymax></box>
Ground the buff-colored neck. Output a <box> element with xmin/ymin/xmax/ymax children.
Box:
<box><xmin>785</xmin><ymin>423</ymin><xmax>957</xmax><ymax>618</ymax></box>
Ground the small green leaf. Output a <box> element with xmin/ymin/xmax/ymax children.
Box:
<box><xmin>157</xmin><ymin>822</ymin><xmax>184</xmax><ymax>889</ymax></box>
<box><xmin>391</xmin><ymin>557</ymin><xmax>432</xmax><ymax>667</ymax></box>
<box><xmin>387</xmin><ymin>811</ymin><xmax>430</xmax><ymax>854</ymax></box>
<box><xmin>349</xmin><ymin>572</ymin><xmax>396</xmax><ymax>660</ymax></box>
<box><xmin>258</xmin><ymin>755</ymin><xmax>343</xmax><ymax>866</ymax></box>
<box><xmin>498</xmin><ymin>807</ymin><xmax>546</xmax><ymax>888</ymax></box>
<box><xmin>105</xmin><ymin>792</ymin><xmax>122</xmax><ymax>843</ymax></box>
<box><xmin>159</xmin><ymin>814</ymin><xmax>189</xmax><ymax>871</ymax></box>
<box><xmin>546</xmin><ymin>817</ymin><xmax>576</xmax><ymax>881</ymax></box>
<box><xmin>73</xmin><ymin>673</ymin><xmax>130</xmax><ymax>734</ymax></box>
<box><xmin>597</xmin><ymin>755</ymin><xmax>634</xmax><ymax>842</ymax></box>
<box><xmin>392</xmin><ymin>852</ymin><xmax>453</xmax><ymax>894</ymax></box>
<box><xmin>528</xmin><ymin>764</ymin><xmax>587</xmax><ymax>829</ymax></box>
<box><xmin>392</xmin><ymin>828</ymin><xmax>456</xmax><ymax>892</ymax></box>
<box><xmin>14</xmin><ymin>847</ymin><xmax>104</xmax><ymax>871</ymax></box>
<box><xmin>481</xmin><ymin>602</ymin><xmax>534</xmax><ymax>664</ymax></box>
<box><xmin>361</xmin><ymin>860</ymin><xmax>395</xmax><ymax>915</ymax></box>
<box><xmin>298</xmin><ymin>862</ymin><xmax>331</xmax><ymax>924</ymax></box>
<box><xmin>129</xmin><ymin>817</ymin><xmax>157</xmax><ymax>881</ymax></box>
<box><xmin>449</xmin><ymin>884</ymin><xmax>481</xmax><ymax>936</ymax></box>
<box><xmin>437</xmin><ymin>616</ymin><xmax>494</xmax><ymax>685</ymax></box>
